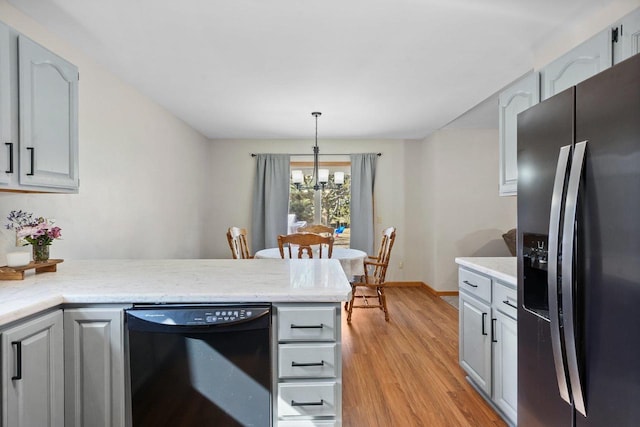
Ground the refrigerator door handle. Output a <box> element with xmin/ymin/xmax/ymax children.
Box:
<box><xmin>562</xmin><ymin>140</ymin><xmax>588</xmax><ymax>417</ymax></box>
<box><xmin>548</xmin><ymin>144</ymin><xmax>572</xmax><ymax>405</ymax></box>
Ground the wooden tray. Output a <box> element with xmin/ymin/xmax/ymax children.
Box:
<box><xmin>0</xmin><ymin>259</ymin><xmax>64</xmax><ymax>280</ymax></box>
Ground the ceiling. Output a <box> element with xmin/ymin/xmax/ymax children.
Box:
<box><xmin>9</xmin><ymin>0</ymin><xmax>613</xmax><ymax>139</ymax></box>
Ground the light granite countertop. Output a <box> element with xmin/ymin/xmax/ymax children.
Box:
<box><xmin>0</xmin><ymin>259</ymin><xmax>352</xmax><ymax>326</ymax></box>
<box><xmin>455</xmin><ymin>257</ymin><xmax>517</xmax><ymax>287</ymax></box>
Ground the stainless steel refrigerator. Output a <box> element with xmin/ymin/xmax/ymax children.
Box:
<box><xmin>517</xmin><ymin>52</ymin><xmax>640</xmax><ymax>426</ymax></box>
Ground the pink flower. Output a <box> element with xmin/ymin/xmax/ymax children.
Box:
<box><xmin>48</xmin><ymin>227</ymin><xmax>62</xmax><ymax>239</ymax></box>
<box><xmin>17</xmin><ymin>226</ymin><xmax>39</xmax><ymax>238</ymax></box>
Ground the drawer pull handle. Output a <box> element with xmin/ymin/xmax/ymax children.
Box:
<box><xmin>290</xmin><ymin>324</ymin><xmax>324</xmax><ymax>329</ymax></box>
<box><xmin>291</xmin><ymin>399</ymin><xmax>324</xmax><ymax>407</ymax></box>
<box><xmin>292</xmin><ymin>360</ymin><xmax>325</xmax><ymax>367</ymax></box>
<box><xmin>11</xmin><ymin>341</ymin><xmax>22</xmax><ymax>380</ymax></box>
<box><xmin>481</xmin><ymin>313</ymin><xmax>488</xmax><ymax>335</ymax></box>
<box><xmin>503</xmin><ymin>300</ymin><xmax>518</xmax><ymax>309</ymax></box>
<box><xmin>26</xmin><ymin>147</ymin><xmax>34</xmax><ymax>176</ymax></box>
<box><xmin>463</xmin><ymin>280</ymin><xmax>478</xmax><ymax>288</ymax></box>
<box><xmin>5</xmin><ymin>142</ymin><xmax>13</xmax><ymax>173</ymax></box>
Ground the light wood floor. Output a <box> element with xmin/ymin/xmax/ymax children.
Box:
<box><xmin>342</xmin><ymin>286</ymin><xmax>507</xmax><ymax>427</ymax></box>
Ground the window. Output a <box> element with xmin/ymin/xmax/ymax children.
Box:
<box><xmin>288</xmin><ymin>162</ymin><xmax>350</xmax><ymax>247</ymax></box>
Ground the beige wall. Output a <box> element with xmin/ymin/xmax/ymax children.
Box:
<box><xmin>415</xmin><ymin>129</ymin><xmax>517</xmax><ymax>292</ymax></box>
<box><xmin>206</xmin><ymin>139</ymin><xmax>410</xmax><ymax>281</ymax></box>
<box><xmin>0</xmin><ymin>1</ymin><xmax>211</xmax><ymax>262</ymax></box>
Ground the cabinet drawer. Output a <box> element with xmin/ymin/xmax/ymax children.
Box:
<box><xmin>459</xmin><ymin>268</ymin><xmax>491</xmax><ymax>303</ymax></box>
<box><xmin>279</xmin><ymin>343</ymin><xmax>337</xmax><ymax>379</ymax></box>
<box><xmin>494</xmin><ymin>281</ymin><xmax>518</xmax><ymax>319</ymax></box>
<box><xmin>278</xmin><ymin>421</ymin><xmax>337</xmax><ymax>426</ymax></box>
<box><xmin>278</xmin><ymin>306</ymin><xmax>336</xmax><ymax>342</ymax></box>
<box><xmin>278</xmin><ymin>382</ymin><xmax>337</xmax><ymax>418</ymax></box>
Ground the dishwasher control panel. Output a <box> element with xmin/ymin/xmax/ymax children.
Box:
<box><xmin>126</xmin><ymin>305</ymin><xmax>270</xmax><ymax>327</ymax></box>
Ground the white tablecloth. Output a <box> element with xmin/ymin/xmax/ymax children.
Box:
<box><xmin>254</xmin><ymin>247</ymin><xmax>367</xmax><ymax>278</ymax></box>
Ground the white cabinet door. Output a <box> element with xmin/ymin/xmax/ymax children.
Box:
<box><xmin>64</xmin><ymin>308</ymin><xmax>126</xmax><ymax>427</ymax></box>
<box><xmin>541</xmin><ymin>29</ymin><xmax>612</xmax><ymax>100</ymax></box>
<box><xmin>18</xmin><ymin>35</ymin><xmax>78</xmax><ymax>190</ymax></box>
<box><xmin>0</xmin><ymin>21</ymin><xmax>13</xmax><ymax>185</ymax></box>
<box><xmin>459</xmin><ymin>292</ymin><xmax>492</xmax><ymax>395</ymax></box>
<box><xmin>613</xmin><ymin>7</ymin><xmax>640</xmax><ymax>64</ymax></box>
<box><xmin>492</xmin><ymin>310</ymin><xmax>518</xmax><ymax>424</ymax></box>
<box><xmin>498</xmin><ymin>72</ymin><xmax>539</xmax><ymax>196</ymax></box>
<box><xmin>1</xmin><ymin>310</ymin><xmax>64</xmax><ymax>427</ymax></box>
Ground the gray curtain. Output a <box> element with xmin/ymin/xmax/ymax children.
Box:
<box><xmin>251</xmin><ymin>154</ymin><xmax>290</xmax><ymax>252</ymax></box>
<box><xmin>350</xmin><ymin>153</ymin><xmax>378</xmax><ymax>254</ymax></box>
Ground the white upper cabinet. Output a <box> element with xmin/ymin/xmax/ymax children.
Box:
<box><xmin>541</xmin><ymin>29</ymin><xmax>612</xmax><ymax>100</ymax></box>
<box><xmin>18</xmin><ymin>35</ymin><xmax>79</xmax><ymax>190</ymax></box>
<box><xmin>499</xmin><ymin>72</ymin><xmax>539</xmax><ymax>196</ymax></box>
<box><xmin>613</xmin><ymin>7</ymin><xmax>640</xmax><ymax>64</ymax></box>
<box><xmin>0</xmin><ymin>21</ymin><xmax>13</xmax><ymax>185</ymax></box>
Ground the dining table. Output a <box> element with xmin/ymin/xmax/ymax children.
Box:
<box><xmin>254</xmin><ymin>247</ymin><xmax>368</xmax><ymax>279</ymax></box>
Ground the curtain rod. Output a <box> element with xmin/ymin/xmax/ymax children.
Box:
<box><xmin>250</xmin><ymin>153</ymin><xmax>382</xmax><ymax>157</ymax></box>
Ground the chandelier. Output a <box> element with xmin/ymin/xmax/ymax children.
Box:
<box><xmin>291</xmin><ymin>112</ymin><xmax>344</xmax><ymax>191</ymax></box>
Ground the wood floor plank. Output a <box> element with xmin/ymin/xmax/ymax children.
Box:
<box><xmin>342</xmin><ymin>286</ymin><xmax>507</xmax><ymax>427</ymax></box>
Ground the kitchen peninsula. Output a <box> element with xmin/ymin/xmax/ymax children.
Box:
<box><xmin>0</xmin><ymin>259</ymin><xmax>351</xmax><ymax>427</ymax></box>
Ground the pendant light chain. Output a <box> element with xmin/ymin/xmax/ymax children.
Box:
<box><xmin>312</xmin><ymin>112</ymin><xmax>321</xmax><ymax>191</ymax></box>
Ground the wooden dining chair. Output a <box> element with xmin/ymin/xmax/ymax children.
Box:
<box><xmin>297</xmin><ymin>224</ymin><xmax>334</xmax><ymax>236</ymax></box>
<box><xmin>346</xmin><ymin>226</ymin><xmax>397</xmax><ymax>322</ymax></box>
<box><xmin>226</xmin><ymin>227</ymin><xmax>252</xmax><ymax>259</ymax></box>
<box><xmin>277</xmin><ymin>233</ymin><xmax>334</xmax><ymax>259</ymax></box>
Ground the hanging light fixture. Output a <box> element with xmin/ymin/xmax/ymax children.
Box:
<box><xmin>291</xmin><ymin>112</ymin><xmax>343</xmax><ymax>191</ymax></box>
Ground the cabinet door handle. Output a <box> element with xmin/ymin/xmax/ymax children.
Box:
<box><xmin>491</xmin><ymin>319</ymin><xmax>498</xmax><ymax>343</ymax></box>
<box><xmin>11</xmin><ymin>341</ymin><xmax>22</xmax><ymax>380</ymax></box>
<box><xmin>290</xmin><ymin>324</ymin><xmax>324</xmax><ymax>329</ymax></box>
<box><xmin>481</xmin><ymin>313</ymin><xmax>488</xmax><ymax>335</ymax></box>
<box><xmin>503</xmin><ymin>300</ymin><xmax>518</xmax><ymax>309</ymax></box>
<box><xmin>5</xmin><ymin>142</ymin><xmax>13</xmax><ymax>173</ymax></box>
<box><xmin>291</xmin><ymin>399</ymin><xmax>324</xmax><ymax>407</ymax></box>
<box><xmin>26</xmin><ymin>147</ymin><xmax>34</xmax><ymax>176</ymax></box>
<box><xmin>463</xmin><ymin>280</ymin><xmax>478</xmax><ymax>288</ymax></box>
<box><xmin>291</xmin><ymin>360</ymin><xmax>325</xmax><ymax>367</ymax></box>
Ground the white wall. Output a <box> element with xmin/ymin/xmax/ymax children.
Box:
<box><xmin>0</xmin><ymin>1</ymin><xmax>210</xmax><ymax>262</ymax></box>
<box><xmin>206</xmin><ymin>139</ymin><xmax>409</xmax><ymax>281</ymax></box>
<box><xmin>414</xmin><ymin>129</ymin><xmax>517</xmax><ymax>292</ymax></box>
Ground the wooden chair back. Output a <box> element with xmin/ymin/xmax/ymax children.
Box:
<box><xmin>226</xmin><ymin>227</ymin><xmax>252</xmax><ymax>259</ymax></box>
<box><xmin>346</xmin><ymin>226</ymin><xmax>397</xmax><ymax>322</ymax></box>
<box><xmin>367</xmin><ymin>226</ymin><xmax>396</xmax><ymax>283</ymax></box>
<box><xmin>277</xmin><ymin>233</ymin><xmax>334</xmax><ymax>259</ymax></box>
<box><xmin>296</xmin><ymin>224</ymin><xmax>334</xmax><ymax>236</ymax></box>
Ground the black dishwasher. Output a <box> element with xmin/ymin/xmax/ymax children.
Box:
<box><xmin>126</xmin><ymin>304</ymin><xmax>272</xmax><ymax>427</ymax></box>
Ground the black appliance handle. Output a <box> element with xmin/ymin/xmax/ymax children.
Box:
<box><xmin>5</xmin><ymin>142</ymin><xmax>13</xmax><ymax>173</ymax></box>
<box><xmin>11</xmin><ymin>341</ymin><xmax>22</xmax><ymax>380</ymax></box>
<box><xmin>547</xmin><ymin>144</ymin><xmax>572</xmax><ymax>405</ymax></box>
<box><xmin>561</xmin><ymin>140</ymin><xmax>588</xmax><ymax>417</ymax></box>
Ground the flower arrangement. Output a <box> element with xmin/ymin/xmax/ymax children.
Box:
<box><xmin>5</xmin><ymin>210</ymin><xmax>62</xmax><ymax>262</ymax></box>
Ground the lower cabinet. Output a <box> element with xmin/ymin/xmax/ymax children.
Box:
<box><xmin>459</xmin><ymin>291</ymin><xmax>491</xmax><ymax>394</ymax></box>
<box><xmin>274</xmin><ymin>303</ymin><xmax>342</xmax><ymax>427</ymax></box>
<box><xmin>1</xmin><ymin>310</ymin><xmax>64</xmax><ymax>427</ymax></box>
<box><xmin>492</xmin><ymin>310</ymin><xmax>518</xmax><ymax>422</ymax></box>
<box><xmin>64</xmin><ymin>307</ymin><xmax>127</xmax><ymax>427</ymax></box>
<box><xmin>458</xmin><ymin>267</ymin><xmax>517</xmax><ymax>426</ymax></box>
